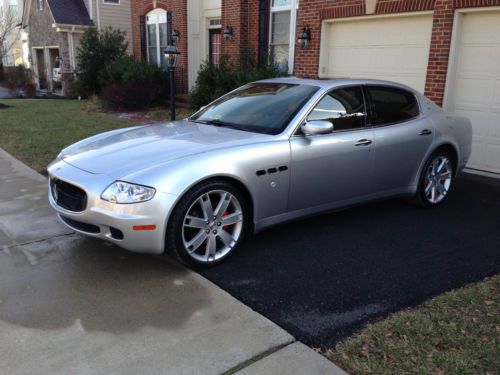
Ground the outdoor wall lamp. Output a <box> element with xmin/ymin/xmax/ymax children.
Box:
<box><xmin>297</xmin><ymin>26</ymin><xmax>311</xmax><ymax>49</ymax></box>
<box><xmin>223</xmin><ymin>25</ymin><xmax>234</xmax><ymax>41</ymax></box>
<box><xmin>172</xmin><ymin>29</ymin><xmax>180</xmax><ymax>44</ymax></box>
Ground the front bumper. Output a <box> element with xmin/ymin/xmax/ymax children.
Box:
<box><xmin>47</xmin><ymin>159</ymin><xmax>178</xmax><ymax>254</ymax></box>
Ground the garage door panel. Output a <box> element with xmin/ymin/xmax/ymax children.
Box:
<box><xmin>447</xmin><ymin>11</ymin><xmax>500</xmax><ymax>173</ymax></box>
<box><xmin>320</xmin><ymin>14</ymin><xmax>433</xmax><ymax>92</ymax></box>
<box><xmin>457</xmin><ymin>45</ymin><xmax>497</xmax><ymax>75</ymax></box>
<box><xmin>494</xmin><ymin>81</ymin><xmax>500</xmax><ymax>107</ymax></box>
<box><xmin>461</xmin><ymin>13</ymin><xmax>500</xmax><ymax>43</ymax></box>
<box><xmin>490</xmin><ymin>112</ymin><xmax>500</xmax><ymax>139</ymax></box>
<box><xmin>454</xmin><ymin>78</ymin><xmax>494</xmax><ymax>107</ymax></box>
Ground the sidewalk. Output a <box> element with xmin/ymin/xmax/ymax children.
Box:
<box><xmin>0</xmin><ymin>147</ymin><xmax>346</xmax><ymax>375</ymax></box>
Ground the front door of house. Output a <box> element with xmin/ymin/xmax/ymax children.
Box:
<box><xmin>209</xmin><ymin>29</ymin><xmax>221</xmax><ymax>65</ymax></box>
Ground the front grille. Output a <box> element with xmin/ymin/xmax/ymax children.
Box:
<box><xmin>60</xmin><ymin>215</ymin><xmax>100</xmax><ymax>234</ymax></box>
<box><xmin>50</xmin><ymin>178</ymin><xmax>87</xmax><ymax>212</ymax></box>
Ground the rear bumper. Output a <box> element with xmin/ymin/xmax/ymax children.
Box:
<box><xmin>47</xmin><ymin>159</ymin><xmax>178</xmax><ymax>254</ymax></box>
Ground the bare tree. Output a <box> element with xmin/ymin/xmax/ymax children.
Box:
<box><xmin>0</xmin><ymin>5</ymin><xmax>21</xmax><ymax>79</ymax></box>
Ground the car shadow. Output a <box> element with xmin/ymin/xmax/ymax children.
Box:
<box><xmin>200</xmin><ymin>173</ymin><xmax>500</xmax><ymax>347</ymax></box>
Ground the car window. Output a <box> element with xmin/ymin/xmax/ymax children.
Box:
<box><xmin>307</xmin><ymin>86</ymin><xmax>366</xmax><ymax>131</ymax></box>
<box><xmin>190</xmin><ymin>83</ymin><xmax>319</xmax><ymax>135</ymax></box>
<box><xmin>367</xmin><ymin>86</ymin><xmax>419</xmax><ymax>126</ymax></box>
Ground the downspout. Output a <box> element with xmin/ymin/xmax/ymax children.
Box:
<box><xmin>89</xmin><ymin>0</ymin><xmax>94</xmax><ymax>21</ymax></box>
<box><xmin>96</xmin><ymin>0</ymin><xmax>101</xmax><ymax>29</ymax></box>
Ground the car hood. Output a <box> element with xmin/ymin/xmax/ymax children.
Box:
<box><xmin>60</xmin><ymin>120</ymin><xmax>273</xmax><ymax>178</ymax></box>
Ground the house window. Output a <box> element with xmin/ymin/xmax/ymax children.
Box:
<box><xmin>209</xmin><ymin>18</ymin><xmax>221</xmax><ymax>27</ymax></box>
<box><xmin>103</xmin><ymin>0</ymin><xmax>120</xmax><ymax>4</ymax></box>
<box><xmin>38</xmin><ymin>0</ymin><xmax>44</xmax><ymax>10</ymax></box>
<box><xmin>146</xmin><ymin>9</ymin><xmax>169</xmax><ymax>68</ymax></box>
<box><xmin>269</xmin><ymin>0</ymin><xmax>298</xmax><ymax>74</ymax></box>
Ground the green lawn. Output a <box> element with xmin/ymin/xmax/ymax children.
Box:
<box><xmin>326</xmin><ymin>275</ymin><xmax>499</xmax><ymax>375</ymax></box>
<box><xmin>0</xmin><ymin>99</ymin><xmax>192</xmax><ymax>173</ymax></box>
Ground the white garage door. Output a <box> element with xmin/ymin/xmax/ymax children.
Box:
<box><xmin>445</xmin><ymin>11</ymin><xmax>500</xmax><ymax>174</ymax></box>
<box><xmin>319</xmin><ymin>14</ymin><xmax>433</xmax><ymax>92</ymax></box>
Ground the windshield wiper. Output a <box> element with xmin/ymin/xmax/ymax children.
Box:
<box><xmin>192</xmin><ymin>119</ymin><xmax>247</xmax><ymax>132</ymax></box>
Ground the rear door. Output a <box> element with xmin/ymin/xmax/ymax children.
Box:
<box><xmin>366</xmin><ymin>85</ymin><xmax>434</xmax><ymax>192</ymax></box>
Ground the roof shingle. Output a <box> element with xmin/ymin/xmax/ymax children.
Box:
<box><xmin>47</xmin><ymin>0</ymin><xmax>92</xmax><ymax>26</ymax></box>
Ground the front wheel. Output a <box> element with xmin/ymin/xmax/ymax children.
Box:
<box><xmin>414</xmin><ymin>150</ymin><xmax>454</xmax><ymax>207</ymax></box>
<box><xmin>166</xmin><ymin>180</ymin><xmax>248</xmax><ymax>268</ymax></box>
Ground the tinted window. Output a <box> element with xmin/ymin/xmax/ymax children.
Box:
<box><xmin>307</xmin><ymin>86</ymin><xmax>366</xmax><ymax>131</ymax></box>
<box><xmin>190</xmin><ymin>83</ymin><xmax>319</xmax><ymax>135</ymax></box>
<box><xmin>367</xmin><ymin>86</ymin><xmax>419</xmax><ymax>125</ymax></box>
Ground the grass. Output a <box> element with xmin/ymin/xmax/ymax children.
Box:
<box><xmin>326</xmin><ymin>275</ymin><xmax>499</xmax><ymax>375</ymax></box>
<box><xmin>0</xmin><ymin>99</ymin><xmax>193</xmax><ymax>173</ymax></box>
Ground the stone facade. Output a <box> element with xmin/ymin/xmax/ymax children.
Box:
<box><xmin>27</xmin><ymin>0</ymin><xmax>72</xmax><ymax>93</ymax></box>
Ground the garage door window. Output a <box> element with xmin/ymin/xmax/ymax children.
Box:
<box><xmin>308</xmin><ymin>86</ymin><xmax>366</xmax><ymax>131</ymax></box>
<box><xmin>367</xmin><ymin>86</ymin><xmax>419</xmax><ymax>126</ymax></box>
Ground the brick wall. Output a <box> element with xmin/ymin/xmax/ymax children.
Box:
<box><xmin>130</xmin><ymin>0</ymin><xmax>188</xmax><ymax>93</ymax></box>
<box><xmin>294</xmin><ymin>0</ymin><xmax>500</xmax><ymax>105</ymax></box>
<box><xmin>220</xmin><ymin>0</ymin><xmax>260</xmax><ymax>65</ymax></box>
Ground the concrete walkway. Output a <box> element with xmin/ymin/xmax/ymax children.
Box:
<box><xmin>0</xmin><ymin>148</ymin><xmax>346</xmax><ymax>375</ymax></box>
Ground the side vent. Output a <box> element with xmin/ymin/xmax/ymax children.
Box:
<box><xmin>256</xmin><ymin>166</ymin><xmax>289</xmax><ymax>177</ymax></box>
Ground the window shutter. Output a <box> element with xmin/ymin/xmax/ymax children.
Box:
<box><xmin>258</xmin><ymin>0</ymin><xmax>270</xmax><ymax>67</ymax></box>
<box><xmin>140</xmin><ymin>15</ymin><xmax>147</xmax><ymax>61</ymax></box>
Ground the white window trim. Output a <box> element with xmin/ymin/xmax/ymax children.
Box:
<box><xmin>146</xmin><ymin>9</ymin><xmax>168</xmax><ymax>67</ymax></box>
<box><xmin>269</xmin><ymin>0</ymin><xmax>298</xmax><ymax>74</ymax></box>
<box><xmin>103</xmin><ymin>0</ymin><xmax>120</xmax><ymax>5</ymax></box>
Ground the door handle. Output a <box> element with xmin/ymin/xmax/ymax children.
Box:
<box><xmin>355</xmin><ymin>139</ymin><xmax>372</xmax><ymax>146</ymax></box>
<box><xmin>419</xmin><ymin>129</ymin><xmax>433</xmax><ymax>136</ymax></box>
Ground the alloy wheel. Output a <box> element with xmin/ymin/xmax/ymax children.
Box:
<box><xmin>182</xmin><ymin>190</ymin><xmax>244</xmax><ymax>263</ymax></box>
<box><xmin>424</xmin><ymin>155</ymin><xmax>453</xmax><ymax>204</ymax></box>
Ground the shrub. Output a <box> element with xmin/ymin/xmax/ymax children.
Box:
<box><xmin>189</xmin><ymin>52</ymin><xmax>287</xmax><ymax>109</ymax></box>
<box><xmin>76</xmin><ymin>26</ymin><xmax>128</xmax><ymax>96</ymax></box>
<box><xmin>4</xmin><ymin>65</ymin><xmax>36</xmax><ymax>98</ymax></box>
<box><xmin>99</xmin><ymin>56</ymin><xmax>169</xmax><ymax>109</ymax></box>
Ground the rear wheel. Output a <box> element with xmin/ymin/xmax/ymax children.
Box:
<box><xmin>166</xmin><ymin>180</ymin><xmax>248</xmax><ymax>268</ymax></box>
<box><xmin>414</xmin><ymin>150</ymin><xmax>454</xmax><ymax>207</ymax></box>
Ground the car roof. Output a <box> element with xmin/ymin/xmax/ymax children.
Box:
<box><xmin>256</xmin><ymin>76</ymin><xmax>420</xmax><ymax>94</ymax></box>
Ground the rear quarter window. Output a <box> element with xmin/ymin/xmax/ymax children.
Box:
<box><xmin>367</xmin><ymin>86</ymin><xmax>419</xmax><ymax>126</ymax></box>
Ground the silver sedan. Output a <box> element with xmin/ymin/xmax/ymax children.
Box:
<box><xmin>48</xmin><ymin>78</ymin><xmax>472</xmax><ymax>267</ymax></box>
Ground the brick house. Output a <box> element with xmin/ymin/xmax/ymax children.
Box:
<box><xmin>21</xmin><ymin>0</ymin><xmax>133</xmax><ymax>95</ymax></box>
<box><xmin>131</xmin><ymin>0</ymin><xmax>499</xmax><ymax>174</ymax></box>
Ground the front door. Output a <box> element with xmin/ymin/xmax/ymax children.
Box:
<box><xmin>209</xmin><ymin>29</ymin><xmax>221</xmax><ymax>65</ymax></box>
<box><xmin>288</xmin><ymin>86</ymin><xmax>375</xmax><ymax>211</ymax></box>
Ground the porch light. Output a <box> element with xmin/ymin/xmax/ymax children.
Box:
<box><xmin>297</xmin><ymin>26</ymin><xmax>311</xmax><ymax>49</ymax></box>
<box><xmin>223</xmin><ymin>25</ymin><xmax>234</xmax><ymax>41</ymax></box>
<box><xmin>172</xmin><ymin>29</ymin><xmax>180</xmax><ymax>44</ymax></box>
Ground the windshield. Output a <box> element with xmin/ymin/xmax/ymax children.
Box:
<box><xmin>190</xmin><ymin>82</ymin><xmax>319</xmax><ymax>135</ymax></box>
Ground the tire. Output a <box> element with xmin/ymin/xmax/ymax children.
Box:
<box><xmin>413</xmin><ymin>149</ymin><xmax>454</xmax><ymax>207</ymax></box>
<box><xmin>165</xmin><ymin>179</ymin><xmax>249</xmax><ymax>268</ymax></box>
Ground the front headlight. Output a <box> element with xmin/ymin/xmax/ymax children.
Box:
<box><xmin>101</xmin><ymin>181</ymin><xmax>156</xmax><ymax>204</ymax></box>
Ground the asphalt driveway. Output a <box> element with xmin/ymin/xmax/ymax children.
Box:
<box><xmin>200</xmin><ymin>173</ymin><xmax>500</xmax><ymax>348</ymax></box>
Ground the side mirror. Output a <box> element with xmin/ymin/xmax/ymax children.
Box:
<box><xmin>301</xmin><ymin>120</ymin><xmax>333</xmax><ymax>136</ymax></box>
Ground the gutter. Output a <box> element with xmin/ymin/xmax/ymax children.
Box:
<box><xmin>52</xmin><ymin>23</ymin><xmax>90</xmax><ymax>33</ymax></box>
